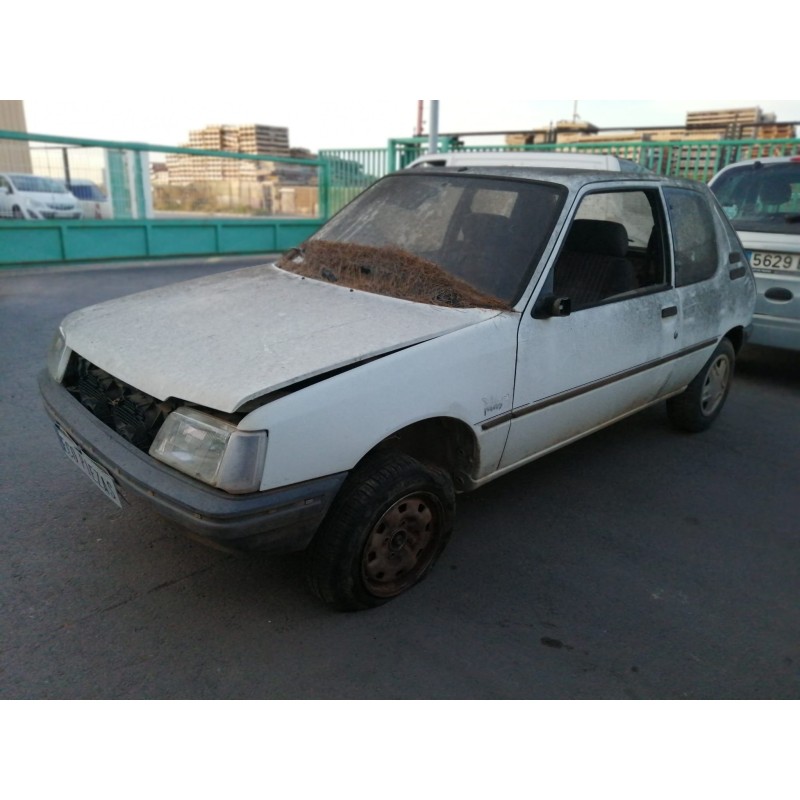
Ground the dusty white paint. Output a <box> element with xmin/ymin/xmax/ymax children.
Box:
<box><xmin>61</xmin><ymin>263</ymin><xmax>501</xmax><ymax>412</ymax></box>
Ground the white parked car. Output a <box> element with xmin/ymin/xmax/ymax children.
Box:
<box><xmin>0</xmin><ymin>173</ymin><xmax>82</xmax><ymax>220</ymax></box>
<box><xmin>67</xmin><ymin>179</ymin><xmax>113</xmax><ymax>220</ymax></box>
<box><xmin>709</xmin><ymin>156</ymin><xmax>800</xmax><ymax>351</ymax></box>
<box><xmin>40</xmin><ymin>166</ymin><xmax>755</xmax><ymax>609</ymax></box>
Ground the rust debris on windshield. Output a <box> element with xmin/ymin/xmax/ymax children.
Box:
<box><xmin>278</xmin><ymin>240</ymin><xmax>510</xmax><ymax>311</ymax></box>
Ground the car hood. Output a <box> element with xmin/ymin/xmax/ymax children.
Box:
<box><xmin>60</xmin><ymin>262</ymin><xmax>501</xmax><ymax>412</ymax></box>
<box><xmin>24</xmin><ymin>191</ymin><xmax>78</xmax><ymax>206</ymax></box>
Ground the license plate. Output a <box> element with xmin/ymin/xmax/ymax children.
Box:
<box><xmin>55</xmin><ymin>425</ymin><xmax>122</xmax><ymax>507</ymax></box>
<box><xmin>747</xmin><ymin>251</ymin><xmax>800</xmax><ymax>272</ymax></box>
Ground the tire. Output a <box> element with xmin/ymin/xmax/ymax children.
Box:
<box><xmin>667</xmin><ymin>338</ymin><xmax>735</xmax><ymax>432</ymax></box>
<box><xmin>305</xmin><ymin>452</ymin><xmax>455</xmax><ymax>611</ymax></box>
<box><xmin>12</xmin><ymin>206</ymin><xmax>24</xmax><ymax>219</ymax></box>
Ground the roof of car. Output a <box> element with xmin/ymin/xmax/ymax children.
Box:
<box><xmin>392</xmin><ymin>165</ymin><xmax>702</xmax><ymax>191</ymax></box>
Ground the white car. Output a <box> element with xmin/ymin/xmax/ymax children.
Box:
<box><xmin>0</xmin><ymin>173</ymin><xmax>82</xmax><ymax>220</ymax></box>
<box><xmin>67</xmin><ymin>179</ymin><xmax>113</xmax><ymax>220</ymax></box>
<box><xmin>709</xmin><ymin>156</ymin><xmax>800</xmax><ymax>351</ymax></box>
<box><xmin>40</xmin><ymin>166</ymin><xmax>755</xmax><ymax>609</ymax></box>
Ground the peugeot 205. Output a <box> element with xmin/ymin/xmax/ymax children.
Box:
<box><xmin>40</xmin><ymin>166</ymin><xmax>756</xmax><ymax>610</ymax></box>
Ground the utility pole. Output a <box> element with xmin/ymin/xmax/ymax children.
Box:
<box><xmin>416</xmin><ymin>101</ymin><xmax>424</xmax><ymax>137</ymax></box>
<box><xmin>428</xmin><ymin>101</ymin><xmax>439</xmax><ymax>154</ymax></box>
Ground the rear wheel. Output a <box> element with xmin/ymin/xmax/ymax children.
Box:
<box><xmin>305</xmin><ymin>452</ymin><xmax>455</xmax><ymax>611</ymax></box>
<box><xmin>667</xmin><ymin>338</ymin><xmax>735</xmax><ymax>432</ymax></box>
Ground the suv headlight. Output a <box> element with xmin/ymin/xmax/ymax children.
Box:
<box><xmin>150</xmin><ymin>408</ymin><xmax>267</xmax><ymax>494</ymax></box>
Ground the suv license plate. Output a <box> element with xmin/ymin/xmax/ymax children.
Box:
<box><xmin>55</xmin><ymin>425</ymin><xmax>122</xmax><ymax>507</ymax></box>
<box><xmin>748</xmin><ymin>251</ymin><xmax>800</xmax><ymax>272</ymax></box>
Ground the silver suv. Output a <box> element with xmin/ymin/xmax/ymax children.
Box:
<box><xmin>710</xmin><ymin>157</ymin><xmax>800</xmax><ymax>351</ymax></box>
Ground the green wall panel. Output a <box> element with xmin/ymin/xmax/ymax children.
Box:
<box><xmin>0</xmin><ymin>220</ymin><xmax>323</xmax><ymax>267</ymax></box>
<box><xmin>63</xmin><ymin>225</ymin><xmax>149</xmax><ymax>261</ymax></box>
<box><xmin>149</xmin><ymin>225</ymin><xmax>218</xmax><ymax>256</ymax></box>
<box><xmin>0</xmin><ymin>225</ymin><xmax>65</xmax><ymax>264</ymax></box>
<box><xmin>218</xmin><ymin>224</ymin><xmax>277</xmax><ymax>253</ymax></box>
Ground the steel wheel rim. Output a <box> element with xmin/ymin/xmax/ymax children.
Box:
<box><xmin>701</xmin><ymin>354</ymin><xmax>730</xmax><ymax>415</ymax></box>
<box><xmin>361</xmin><ymin>491</ymin><xmax>441</xmax><ymax>598</ymax></box>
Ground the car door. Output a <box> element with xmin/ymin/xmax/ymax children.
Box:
<box><xmin>497</xmin><ymin>183</ymin><xmax>682</xmax><ymax>470</ymax></box>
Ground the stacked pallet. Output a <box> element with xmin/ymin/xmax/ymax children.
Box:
<box><xmin>686</xmin><ymin>107</ymin><xmax>793</xmax><ymax>139</ymax></box>
<box><xmin>686</xmin><ymin>107</ymin><xmax>763</xmax><ymax>130</ymax></box>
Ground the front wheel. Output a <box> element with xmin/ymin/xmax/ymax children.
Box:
<box><xmin>667</xmin><ymin>338</ymin><xmax>735</xmax><ymax>432</ymax></box>
<box><xmin>305</xmin><ymin>452</ymin><xmax>455</xmax><ymax>611</ymax></box>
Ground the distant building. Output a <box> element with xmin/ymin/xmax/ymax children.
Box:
<box><xmin>166</xmin><ymin>123</ymin><xmax>291</xmax><ymax>184</ymax></box>
<box><xmin>0</xmin><ymin>100</ymin><xmax>33</xmax><ymax>173</ymax></box>
<box><xmin>159</xmin><ymin>123</ymin><xmax>318</xmax><ymax>216</ymax></box>
<box><xmin>506</xmin><ymin>106</ymin><xmax>795</xmax><ymax>147</ymax></box>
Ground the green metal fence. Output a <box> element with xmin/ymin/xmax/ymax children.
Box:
<box><xmin>1</xmin><ymin>129</ymin><xmax>329</xmax><ymax>266</ymax></box>
<box><xmin>3</xmin><ymin>127</ymin><xmax>799</xmax><ymax>266</ymax></box>
<box><xmin>322</xmin><ymin>136</ymin><xmax>800</xmax><ymax>215</ymax></box>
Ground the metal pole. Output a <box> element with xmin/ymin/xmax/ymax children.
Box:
<box><xmin>61</xmin><ymin>147</ymin><xmax>72</xmax><ymax>187</ymax></box>
<box><xmin>428</xmin><ymin>101</ymin><xmax>439</xmax><ymax>155</ymax></box>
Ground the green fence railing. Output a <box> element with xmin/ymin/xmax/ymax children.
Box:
<box><xmin>322</xmin><ymin>136</ymin><xmax>800</xmax><ymax>215</ymax></box>
<box><xmin>3</xmin><ymin>128</ymin><xmax>799</xmax><ymax>266</ymax></box>
<box><xmin>0</xmin><ymin>129</ymin><xmax>329</xmax><ymax>266</ymax></box>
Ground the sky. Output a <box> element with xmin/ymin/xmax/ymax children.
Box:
<box><xmin>19</xmin><ymin>99</ymin><xmax>800</xmax><ymax>155</ymax></box>
<box><xmin>11</xmin><ymin>0</ymin><xmax>798</xmax><ymax>155</ymax></box>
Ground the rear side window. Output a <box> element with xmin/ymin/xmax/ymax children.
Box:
<box><xmin>664</xmin><ymin>188</ymin><xmax>719</xmax><ymax>286</ymax></box>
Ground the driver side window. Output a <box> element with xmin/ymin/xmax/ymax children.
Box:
<box><xmin>552</xmin><ymin>189</ymin><xmax>667</xmax><ymax>311</ymax></box>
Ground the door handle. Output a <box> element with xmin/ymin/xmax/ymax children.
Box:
<box><xmin>661</xmin><ymin>305</ymin><xmax>678</xmax><ymax>318</ymax></box>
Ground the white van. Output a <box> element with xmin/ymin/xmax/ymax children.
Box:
<box><xmin>0</xmin><ymin>172</ymin><xmax>81</xmax><ymax>219</ymax></box>
<box><xmin>0</xmin><ymin>173</ymin><xmax>82</xmax><ymax>220</ymax></box>
<box><xmin>406</xmin><ymin>151</ymin><xmax>651</xmax><ymax>173</ymax></box>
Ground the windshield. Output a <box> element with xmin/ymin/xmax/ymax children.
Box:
<box><xmin>9</xmin><ymin>174</ymin><xmax>70</xmax><ymax>194</ymax></box>
<box><xmin>711</xmin><ymin>162</ymin><xmax>800</xmax><ymax>234</ymax></box>
<box><xmin>281</xmin><ymin>173</ymin><xmax>565</xmax><ymax>308</ymax></box>
<box><xmin>68</xmin><ymin>183</ymin><xmax>106</xmax><ymax>201</ymax></box>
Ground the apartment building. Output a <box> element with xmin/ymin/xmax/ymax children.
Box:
<box><xmin>166</xmin><ymin>124</ymin><xmax>291</xmax><ymax>184</ymax></box>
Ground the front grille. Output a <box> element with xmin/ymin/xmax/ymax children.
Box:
<box><xmin>65</xmin><ymin>355</ymin><xmax>177</xmax><ymax>452</ymax></box>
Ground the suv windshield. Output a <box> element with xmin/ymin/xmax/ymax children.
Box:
<box><xmin>712</xmin><ymin>161</ymin><xmax>800</xmax><ymax>234</ymax></box>
<box><xmin>281</xmin><ymin>173</ymin><xmax>565</xmax><ymax>308</ymax></box>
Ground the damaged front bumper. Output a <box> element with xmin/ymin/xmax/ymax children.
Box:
<box><xmin>38</xmin><ymin>370</ymin><xmax>347</xmax><ymax>553</ymax></box>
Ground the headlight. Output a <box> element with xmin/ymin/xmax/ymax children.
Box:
<box><xmin>149</xmin><ymin>408</ymin><xmax>267</xmax><ymax>494</ymax></box>
<box><xmin>47</xmin><ymin>327</ymin><xmax>71</xmax><ymax>382</ymax></box>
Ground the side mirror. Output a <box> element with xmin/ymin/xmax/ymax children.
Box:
<box><xmin>532</xmin><ymin>294</ymin><xmax>572</xmax><ymax>319</ymax></box>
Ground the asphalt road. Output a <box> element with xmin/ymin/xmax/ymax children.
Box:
<box><xmin>1</xmin><ymin>257</ymin><xmax>798</xmax><ymax>699</ymax></box>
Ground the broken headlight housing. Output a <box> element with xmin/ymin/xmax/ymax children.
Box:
<box><xmin>149</xmin><ymin>408</ymin><xmax>267</xmax><ymax>494</ymax></box>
